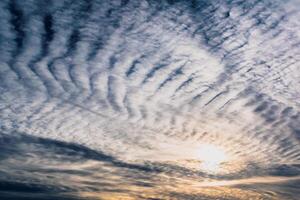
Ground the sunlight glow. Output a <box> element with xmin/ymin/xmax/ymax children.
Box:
<box><xmin>197</xmin><ymin>144</ymin><xmax>227</xmax><ymax>173</ymax></box>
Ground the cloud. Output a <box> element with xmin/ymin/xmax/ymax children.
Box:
<box><xmin>0</xmin><ymin>0</ymin><xmax>299</xmax><ymax>199</ymax></box>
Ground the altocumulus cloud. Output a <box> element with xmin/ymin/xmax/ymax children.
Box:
<box><xmin>0</xmin><ymin>0</ymin><xmax>300</xmax><ymax>199</ymax></box>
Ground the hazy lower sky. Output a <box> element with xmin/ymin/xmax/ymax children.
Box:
<box><xmin>0</xmin><ymin>0</ymin><xmax>299</xmax><ymax>199</ymax></box>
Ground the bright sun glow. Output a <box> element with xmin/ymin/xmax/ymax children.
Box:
<box><xmin>197</xmin><ymin>144</ymin><xmax>227</xmax><ymax>173</ymax></box>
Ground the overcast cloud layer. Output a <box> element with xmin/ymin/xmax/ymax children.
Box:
<box><xmin>0</xmin><ymin>0</ymin><xmax>300</xmax><ymax>199</ymax></box>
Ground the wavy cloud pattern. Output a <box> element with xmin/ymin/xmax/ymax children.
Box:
<box><xmin>0</xmin><ymin>0</ymin><xmax>299</xmax><ymax>199</ymax></box>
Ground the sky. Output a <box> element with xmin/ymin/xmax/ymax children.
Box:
<box><xmin>0</xmin><ymin>0</ymin><xmax>299</xmax><ymax>199</ymax></box>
